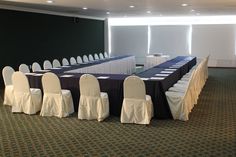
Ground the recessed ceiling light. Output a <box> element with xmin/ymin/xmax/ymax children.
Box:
<box><xmin>129</xmin><ymin>5</ymin><xmax>135</xmax><ymax>8</ymax></box>
<box><xmin>46</xmin><ymin>0</ymin><xmax>53</xmax><ymax>3</ymax></box>
<box><xmin>196</xmin><ymin>13</ymin><xmax>200</xmax><ymax>15</ymax></box>
<box><xmin>106</xmin><ymin>12</ymin><xmax>110</xmax><ymax>15</ymax></box>
<box><xmin>82</xmin><ymin>7</ymin><xmax>88</xmax><ymax>10</ymax></box>
<box><xmin>181</xmin><ymin>3</ymin><xmax>188</xmax><ymax>7</ymax></box>
<box><xmin>191</xmin><ymin>9</ymin><xmax>195</xmax><ymax>12</ymax></box>
<box><xmin>147</xmin><ymin>11</ymin><xmax>151</xmax><ymax>14</ymax></box>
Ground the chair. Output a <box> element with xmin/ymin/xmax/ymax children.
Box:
<box><xmin>62</xmin><ymin>58</ymin><xmax>69</xmax><ymax>66</ymax></box>
<box><xmin>78</xmin><ymin>74</ymin><xmax>109</xmax><ymax>121</ymax></box>
<box><xmin>83</xmin><ymin>55</ymin><xmax>89</xmax><ymax>63</ymax></box>
<box><xmin>19</xmin><ymin>64</ymin><xmax>30</xmax><ymax>73</ymax></box>
<box><xmin>70</xmin><ymin>57</ymin><xmax>77</xmax><ymax>65</ymax></box>
<box><xmin>52</xmin><ymin>59</ymin><xmax>61</xmax><ymax>68</ymax></box>
<box><xmin>40</xmin><ymin>72</ymin><xmax>74</xmax><ymax>118</ymax></box>
<box><xmin>2</xmin><ymin>66</ymin><xmax>15</xmax><ymax>106</ymax></box>
<box><xmin>99</xmin><ymin>53</ymin><xmax>104</xmax><ymax>59</ymax></box>
<box><xmin>120</xmin><ymin>76</ymin><xmax>153</xmax><ymax>124</ymax></box>
<box><xmin>32</xmin><ymin>62</ymin><xmax>42</xmax><ymax>72</ymax></box>
<box><xmin>165</xmin><ymin>69</ymin><xmax>196</xmax><ymax>121</ymax></box>
<box><xmin>77</xmin><ymin>56</ymin><xmax>83</xmax><ymax>64</ymax></box>
<box><xmin>12</xmin><ymin>71</ymin><xmax>42</xmax><ymax>114</ymax></box>
<box><xmin>104</xmin><ymin>52</ymin><xmax>109</xmax><ymax>58</ymax></box>
<box><xmin>94</xmin><ymin>53</ymin><xmax>99</xmax><ymax>60</ymax></box>
<box><xmin>88</xmin><ymin>54</ymin><xmax>94</xmax><ymax>61</ymax></box>
<box><xmin>43</xmin><ymin>60</ymin><xmax>52</xmax><ymax>69</ymax></box>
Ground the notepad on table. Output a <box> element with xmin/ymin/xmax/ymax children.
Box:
<box><xmin>150</xmin><ymin>77</ymin><xmax>165</xmax><ymax>80</ymax></box>
<box><xmin>38</xmin><ymin>69</ymin><xmax>50</xmax><ymax>72</ymax></box>
<box><xmin>61</xmin><ymin>65</ymin><xmax>71</xmax><ymax>68</ymax></box>
<box><xmin>34</xmin><ymin>73</ymin><xmax>43</xmax><ymax>76</ymax></box>
<box><xmin>51</xmin><ymin>67</ymin><xmax>62</xmax><ymax>70</ymax></box>
<box><xmin>155</xmin><ymin>74</ymin><xmax>169</xmax><ymax>77</ymax></box>
<box><xmin>140</xmin><ymin>78</ymin><xmax>149</xmax><ymax>81</ymax></box>
<box><xmin>165</xmin><ymin>68</ymin><xmax>177</xmax><ymax>71</ymax></box>
<box><xmin>60</xmin><ymin>74</ymin><xmax>74</xmax><ymax>78</ymax></box>
<box><xmin>160</xmin><ymin>71</ymin><xmax>173</xmax><ymax>74</ymax></box>
<box><xmin>97</xmin><ymin>76</ymin><xmax>110</xmax><ymax>79</ymax></box>
<box><xmin>25</xmin><ymin>73</ymin><xmax>35</xmax><ymax>76</ymax></box>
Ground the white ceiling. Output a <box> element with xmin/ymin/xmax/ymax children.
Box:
<box><xmin>1</xmin><ymin>0</ymin><xmax>236</xmax><ymax>18</ymax></box>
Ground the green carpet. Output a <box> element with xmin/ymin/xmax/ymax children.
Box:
<box><xmin>0</xmin><ymin>68</ymin><xmax>235</xmax><ymax>156</ymax></box>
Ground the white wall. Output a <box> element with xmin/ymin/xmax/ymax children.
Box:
<box><xmin>109</xmin><ymin>19</ymin><xmax>236</xmax><ymax>67</ymax></box>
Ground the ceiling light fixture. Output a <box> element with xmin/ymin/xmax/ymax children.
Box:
<box><xmin>191</xmin><ymin>9</ymin><xmax>195</xmax><ymax>12</ymax></box>
<box><xmin>106</xmin><ymin>12</ymin><xmax>110</xmax><ymax>15</ymax></box>
<box><xmin>46</xmin><ymin>0</ymin><xmax>53</xmax><ymax>3</ymax></box>
<box><xmin>147</xmin><ymin>11</ymin><xmax>151</xmax><ymax>14</ymax></box>
<box><xmin>181</xmin><ymin>3</ymin><xmax>188</xmax><ymax>7</ymax></box>
<box><xmin>82</xmin><ymin>7</ymin><xmax>88</xmax><ymax>10</ymax></box>
<box><xmin>129</xmin><ymin>5</ymin><xmax>135</xmax><ymax>8</ymax></box>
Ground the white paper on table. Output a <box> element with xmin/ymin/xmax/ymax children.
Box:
<box><xmin>25</xmin><ymin>73</ymin><xmax>35</xmax><ymax>75</ymax></box>
<box><xmin>165</xmin><ymin>68</ymin><xmax>177</xmax><ymax>71</ymax></box>
<box><xmin>160</xmin><ymin>71</ymin><xmax>174</xmax><ymax>74</ymax></box>
<box><xmin>97</xmin><ymin>76</ymin><xmax>110</xmax><ymax>79</ymax></box>
<box><xmin>34</xmin><ymin>73</ymin><xmax>43</xmax><ymax>76</ymax></box>
<box><xmin>38</xmin><ymin>69</ymin><xmax>50</xmax><ymax>72</ymax></box>
<box><xmin>51</xmin><ymin>67</ymin><xmax>62</xmax><ymax>70</ymax></box>
<box><xmin>150</xmin><ymin>77</ymin><xmax>165</xmax><ymax>80</ymax></box>
<box><xmin>141</xmin><ymin>78</ymin><xmax>149</xmax><ymax>81</ymax></box>
<box><xmin>60</xmin><ymin>74</ymin><xmax>74</xmax><ymax>78</ymax></box>
<box><xmin>61</xmin><ymin>65</ymin><xmax>71</xmax><ymax>68</ymax></box>
<box><xmin>155</xmin><ymin>74</ymin><xmax>169</xmax><ymax>77</ymax></box>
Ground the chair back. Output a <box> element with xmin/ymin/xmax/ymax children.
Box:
<box><xmin>62</xmin><ymin>58</ymin><xmax>69</xmax><ymax>66</ymax></box>
<box><xmin>52</xmin><ymin>59</ymin><xmax>61</xmax><ymax>68</ymax></box>
<box><xmin>2</xmin><ymin>66</ymin><xmax>15</xmax><ymax>86</ymax></box>
<box><xmin>88</xmin><ymin>54</ymin><xmax>94</xmax><ymax>61</ymax></box>
<box><xmin>123</xmin><ymin>76</ymin><xmax>146</xmax><ymax>100</ymax></box>
<box><xmin>94</xmin><ymin>53</ymin><xmax>99</xmax><ymax>60</ymax></box>
<box><xmin>12</xmin><ymin>71</ymin><xmax>30</xmax><ymax>93</ymax></box>
<box><xmin>42</xmin><ymin>72</ymin><xmax>61</xmax><ymax>94</ymax></box>
<box><xmin>32</xmin><ymin>62</ymin><xmax>42</xmax><ymax>72</ymax></box>
<box><xmin>99</xmin><ymin>53</ymin><xmax>104</xmax><ymax>59</ymax></box>
<box><xmin>70</xmin><ymin>57</ymin><xmax>77</xmax><ymax>65</ymax></box>
<box><xmin>79</xmin><ymin>74</ymin><xmax>100</xmax><ymax>97</ymax></box>
<box><xmin>77</xmin><ymin>56</ymin><xmax>83</xmax><ymax>63</ymax></box>
<box><xmin>104</xmin><ymin>52</ymin><xmax>109</xmax><ymax>58</ymax></box>
<box><xmin>83</xmin><ymin>55</ymin><xmax>89</xmax><ymax>63</ymax></box>
<box><xmin>43</xmin><ymin>60</ymin><xmax>52</xmax><ymax>69</ymax></box>
<box><xmin>19</xmin><ymin>64</ymin><xmax>30</xmax><ymax>73</ymax></box>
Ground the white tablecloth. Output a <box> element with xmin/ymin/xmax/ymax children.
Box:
<box><xmin>145</xmin><ymin>55</ymin><xmax>170</xmax><ymax>69</ymax></box>
<box><xmin>66</xmin><ymin>56</ymin><xmax>136</xmax><ymax>75</ymax></box>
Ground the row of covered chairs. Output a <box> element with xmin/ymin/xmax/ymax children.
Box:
<box><xmin>2</xmin><ymin>66</ymin><xmax>153</xmax><ymax>124</ymax></box>
<box><xmin>165</xmin><ymin>55</ymin><xmax>209</xmax><ymax>121</ymax></box>
<box><xmin>17</xmin><ymin>52</ymin><xmax>109</xmax><ymax>73</ymax></box>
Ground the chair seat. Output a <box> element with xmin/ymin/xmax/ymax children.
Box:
<box><xmin>3</xmin><ymin>85</ymin><xmax>14</xmax><ymax>106</ymax></box>
<box><xmin>12</xmin><ymin>88</ymin><xmax>42</xmax><ymax>114</ymax></box>
<box><xmin>40</xmin><ymin>89</ymin><xmax>74</xmax><ymax>118</ymax></box>
<box><xmin>120</xmin><ymin>95</ymin><xmax>153</xmax><ymax>125</ymax></box>
<box><xmin>78</xmin><ymin>92</ymin><xmax>109</xmax><ymax>122</ymax></box>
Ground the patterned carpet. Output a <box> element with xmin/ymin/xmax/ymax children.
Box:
<box><xmin>0</xmin><ymin>68</ymin><xmax>235</xmax><ymax>157</ymax></box>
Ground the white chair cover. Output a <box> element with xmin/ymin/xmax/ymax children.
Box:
<box><xmin>70</xmin><ymin>57</ymin><xmax>77</xmax><ymax>65</ymax></box>
<box><xmin>19</xmin><ymin>64</ymin><xmax>30</xmax><ymax>73</ymax></box>
<box><xmin>77</xmin><ymin>56</ymin><xmax>83</xmax><ymax>64</ymax></box>
<box><xmin>62</xmin><ymin>58</ymin><xmax>69</xmax><ymax>66</ymax></box>
<box><xmin>2</xmin><ymin>66</ymin><xmax>15</xmax><ymax>106</ymax></box>
<box><xmin>104</xmin><ymin>52</ymin><xmax>109</xmax><ymax>58</ymax></box>
<box><xmin>12</xmin><ymin>72</ymin><xmax>42</xmax><ymax>114</ymax></box>
<box><xmin>83</xmin><ymin>55</ymin><xmax>89</xmax><ymax>63</ymax></box>
<box><xmin>88</xmin><ymin>54</ymin><xmax>94</xmax><ymax>61</ymax></box>
<box><xmin>52</xmin><ymin>59</ymin><xmax>61</xmax><ymax>68</ymax></box>
<box><xmin>165</xmin><ymin>69</ymin><xmax>196</xmax><ymax>121</ymax></box>
<box><xmin>32</xmin><ymin>62</ymin><xmax>42</xmax><ymax>72</ymax></box>
<box><xmin>121</xmin><ymin>76</ymin><xmax>153</xmax><ymax>124</ymax></box>
<box><xmin>43</xmin><ymin>60</ymin><xmax>52</xmax><ymax>69</ymax></box>
<box><xmin>94</xmin><ymin>53</ymin><xmax>99</xmax><ymax>60</ymax></box>
<box><xmin>78</xmin><ymin>74</ymin><xmax>109</xmax><ymax>121</ymax></box>
<box><xmin>99</xmin><ymin>53</ymin><xmax>104</xmax><ymax>59</ymax></box>
<box><xmin>40</xmin><ymin>72</ymin><xmax>74</xmax><ymax>118</ymax></box>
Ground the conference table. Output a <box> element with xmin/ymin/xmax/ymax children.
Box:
<box><xmin>27</xmin><ymin>55</ymin><xmax>196</xmax><ymax>119</ymax></box>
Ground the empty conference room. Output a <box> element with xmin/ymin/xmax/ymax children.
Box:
<box><xmin>0</xmin><ymin>0</ymin><xmax>235</xmax><ymax>156</ymax></box>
